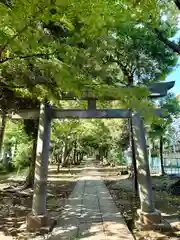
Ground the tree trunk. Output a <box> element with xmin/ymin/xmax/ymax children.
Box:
<box><xmin>174</xmin><ymin>0</ymin><xmax>180</xmax><ymax>10</ymax></box>
<box><xmin>160</xmin><ymin>136</ymin><xmax>165</xmax><ymax>175</ymax></box>
<box><xmin>61</xmin><ymin>142</ymin><xmax>68</xmax><ymax>167</ymax></box>
<box><xmin>3</xmin><ymin>144</ymin><xmax>12</xmax><ymax>170</ymax></box>
<box><xmin>77</xmin><ymin>152</ymin><xmax>80</xmax><ymax>164</ymax></box>
<box><xmin>57</xmin><ymin>153</ymin><xmax>62</xmax><ymax>172</ymax></box>
<box><xmin>63</xmin><ymin>147</ymin><xmax>72</xmax><ymax>167</ymax></box>
<box><xmin>75</xmin><ymin>152</ymin><xmax>79</xmax><ymax>164</ymax></box>
<box><xmin>99</xmin><ymin>148</ymin><xmax>103</xmax><ymax>161</ymax></box>
<box><xmin>0</xmin><ymin>112</ymin><xmax>6</xmax><ymax>159</ymax></box>
<box><xmin>155</xmin><ymin>28</ymin><xmax>180</xmax><ymax>55</ymax></box>
<box><xmin>129</xmin><ymin>118</ymin><xmax>138</xmax><ymax>196</ymax></box>
<box><xmin>24</xmin><ymin>137</ymin><xmax>37</xmax><ymax>188</ymax></box>
<box><xmin>66</xmin><ymin>148</ymin><xmax>73</xmax><ymax>171</ymax></box>
<box><xmin>22</xmin><ymin>119</ymin><xmax>39</xmax><ymax>189</ymax></box>
<box><xmin>55</xmin><ymin>145</ymin><xmax>63</xmax><ymax>172</ymax></box>
<box><xmin>105</xmin><ymin>148</ymin><xmax>108</xmax><ymax>158</ymax></box>
<box><xmin>80</xmin><ymin>152</ymin><xmax>84</xmax><ymax>161</ymax></box>
<box><xmin>73</xmin><ymin>140</ymin><xmax>77</xmax><ymax>164</ymax></box>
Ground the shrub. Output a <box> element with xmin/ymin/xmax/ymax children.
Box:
<box><xmin>13</xmin><ymin>143</ymin><xmax>32</xmax><ymax>169</ymax></box>
<box><xmin>108</xmin><ymin>149</ymin><xmax>127</xmax><ymax>166</ymax></box>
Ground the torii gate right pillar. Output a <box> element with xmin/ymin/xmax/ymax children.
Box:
<box><xmin>132</xmin><ymin>113</ymin><xmax>163</xmax><ymax>229</ymax></box>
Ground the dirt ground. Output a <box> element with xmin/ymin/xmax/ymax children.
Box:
<box><xmin>1</xmin><ymin>164</ymin><xmax>180</xmax><ymax>240</ymax></box>
<box><xmin>103</xmin><ymin>171</ymin><xmax>180</xmax><ymax>240</ymax></box>
<box><xmin>0</xmin><ymin>165</ymin><xmax>79</xmax><ymax>239</ymax></box>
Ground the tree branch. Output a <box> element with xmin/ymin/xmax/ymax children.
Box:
<box><xmin>174</xmin><ymin>0</ymin><xmax>180</xmax><ymax>10</ymax></box>
<box><xmin>154</xmin><ymin>28</ymin><xmax>180</xmax><ymax>55</ymax></box>
<box><xmin>0</xmin><ymin>0</ymin><xmax>12</xmax><ymax>9</ymax></box>
<box><xmin>114</xmin><ymin>59</ymin><xmax>133</xmax><ymax>86</ymax></box>
<box><xmin>0</xmin><ymin>52</ymin><xmax>57</xmax><ymax>64</ymax></box>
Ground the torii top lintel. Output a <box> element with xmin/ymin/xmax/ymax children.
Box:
<box><xmin>10</xmin><ymin>81</ymin><xmax>174</xmax><ymax>120</ymax></box>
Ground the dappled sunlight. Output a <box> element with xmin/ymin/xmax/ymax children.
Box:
<box><xmin>32</xmin><ymin>103</ymin><xmax>52</xmax><ymax>216</ymax></box>
<box><xmin>105</xmin><ymin>169</ymin><xmax>180</xmax><ymax>239</ymax></box>
<box><xmin>0</xmin><ymin>165</ymin><xmax>77</xmax><ymax>238</ymax></box>
<box><xmin>132</xmin><ymin>113</ymin><xmax>156</xmax><ymax>213</ymax></box>
<box><xmin>47</xmin><ymin>159</ymin><xmax>133</xmax><ymax>240</ymax></box>
<box><xmin>104</xmin><ymin>221</ymin><xmax>134</xmax><ymax>239</ymax></box>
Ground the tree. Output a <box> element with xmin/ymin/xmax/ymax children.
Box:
<box><xmin>151</xmin><ymin>0</ymin><xmax>180</xmax><ymax>55</ymax></box>
<box><xmin>51</xmin><ymin>118</ymin><xmax>81</xmax><ymax>170</ymax></box>
<box><xmin>149</xmin><ymin>93</ymin><xmax>180</xmax><ymax>175</ymax></box>
<box><xmin>0</xmin><ymin>112</ymin><xmax>6</xmax><ymax>159</ymax></box>
<box><xmin>0</xmin><ymin>0</ymin><xmax>175</xmax><ymax>103</ymax></box>
<box><xmin>3</xmin><ymin>119</ymin><xmax>31</xmax><ymax>171</ymax></box>
<box><xmin>50</xmin><ymin>111</ymin><xmax>129</xmax><ymax>169</ymax></box>
<box><xmin>101</xmin><ymin>15</ymin><xmax>178</xmax><ymax>192</ymax></box>
<box><xmin>105</xmin><ymin>22</ymin><xmax>177</xmax><ymax>87</ymax></box>
<box><xmin>23</xmin><ymin>119</ymin><xmax>39</xmax><ymax>188</ymax></box>
<box><xmin>0</xmin><ymin>87</ymin><xmax>39</xmax><ymax>164</ymax></box>
<box><xmin>0</xmin><ymin>0</ymin><xmax>122</xmax><ymax>100</ymax></box>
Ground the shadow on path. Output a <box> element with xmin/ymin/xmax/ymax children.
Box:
<box><xmin>47</xmin><ymin>159</ymin><xmax>134</xmax><ymax>240</ymax></box>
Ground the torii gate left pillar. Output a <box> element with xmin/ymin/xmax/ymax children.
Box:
<box><xmin>27</xmin><ymin>103</ymin><xmax>52</xmax><ymax>231</ymax></box>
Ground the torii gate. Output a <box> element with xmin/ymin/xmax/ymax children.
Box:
<box><xmin>12</xmin><ymin>81</ymin><xmax>174</xmax><ymax>230</ymax></box>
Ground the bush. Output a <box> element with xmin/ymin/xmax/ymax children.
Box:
<box><xmin>13</xmin><ymin>143</ymin><xmax>32</xmax><ymax>169</ymax></box>
<box><xmin>108</xmin><ymin>149</ymin><xmax>127</xmax><ymax>166</ymax></box>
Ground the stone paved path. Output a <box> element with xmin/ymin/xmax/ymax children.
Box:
<box><xmin>48</xmin><ymin>160</ymin><xmax>134</xmax><ymax>240</ymax></box>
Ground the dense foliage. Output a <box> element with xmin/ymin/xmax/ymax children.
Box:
<box><xmin>0</xmin><ymin>0</ymin><xmax>178</xmax><ymax>105</ymax></box>
<box><xmin>50</xmin><ymin>117</ymin><xmax>129</xmax><ymax>169</ymax></box>
<box><xmin>0</xmin><ymin>119</ymin><xmax>31</xmax><ymax>171</ymax></box>
<box><xmin>0</xmin><ymin>0</ymin><xmax>180</xmax><ymax>181</ymax></box>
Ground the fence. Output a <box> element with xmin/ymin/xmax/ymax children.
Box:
<box><xmin>150</xmin><ymin>155</ymin><xmax>180</xmax><ymax>175</ymax></box>
<box><xmin>150</xmin><ymin>164</ymin><xmax>180</xmax><ymax>175</ymax></box>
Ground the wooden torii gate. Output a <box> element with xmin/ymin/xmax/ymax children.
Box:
<box><xmin>12</xmin><ymin>81</ymin><xmax>174</xmax><ymax>230</ymax></box>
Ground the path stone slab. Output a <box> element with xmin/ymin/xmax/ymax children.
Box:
<box><xmin>104</xmin><ymin>221</ymin><xmax>134</xmax><ymax>240</ymax></box>
<box><xmin>48</xmin><ymin>159</ymin><xmax>134</xmax><ymax>240</ymax></box>
<box><xmin>77</xmin><ymin>223</ymin><xmax>105</xmax><ymax>239</ymax></box>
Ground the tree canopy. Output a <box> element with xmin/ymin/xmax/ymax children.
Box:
<box><xmin>0</xmin><ymin>0</ymin><xmax>179</xmax><ymax>110</ymax></box>
<box><xmin>1</xmin><ymin>1</ymin><xmax>180</xmax><ymax>230</ymax></box>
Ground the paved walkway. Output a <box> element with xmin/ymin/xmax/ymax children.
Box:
<box><xmin>48</xmin><ymin>160</ymin><xmax>134</xmax><ymax>240</ymax></box>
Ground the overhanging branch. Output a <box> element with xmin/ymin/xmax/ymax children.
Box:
<box><xmin>174</xmin><ymin>0</ymin><xmax>180</xmax><ymax>10</ymax></box>
<box><xmin>0</xmin><ymin>52</ymin><xmax>57</xmax><ymax>64</ymax></box>
<box><xmin>154</xmin><ymin>28</ymin><xmax>180</xmax><ymax>55</ymax></box>
<box><xmin>0</xmin><ymin>0</ymin><xmax>12</xmax><ymax>9</ymax></box>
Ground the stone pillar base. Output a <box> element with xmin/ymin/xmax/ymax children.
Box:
<box><xmin>136</xmin><ymin>209</ymin><xmax>172</xmax><ymax>232</ymax></box>
<box><xmin>26</xmin><ymin>214</ymin><xmax>55</xmax><ymax>232</ymax></box>
<box><xmin>138</xmin><ymin>209</ymin><xmax>162</xmax><ymax>225</ymax></box>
